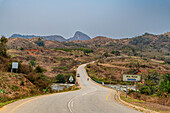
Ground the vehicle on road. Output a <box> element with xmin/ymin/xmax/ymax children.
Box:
<box><xmin>77</xmin><ymin>73</ymin><xmax>80</xmax><ymax>77</ymax></box>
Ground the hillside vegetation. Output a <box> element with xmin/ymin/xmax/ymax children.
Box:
<box><xmin>7</xmin><ymin>32</ymin><xmax>170</xmax><ymax>64</ymax></box>
<box><xmin>0</xmin><ymin>32</ymin><xmax>170</xmax><ymax>109</ymax></box>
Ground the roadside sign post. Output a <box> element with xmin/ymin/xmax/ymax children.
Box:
<box><xmin>136</xmin><ymin>82</ymin><xmax>137</xmax><ymax>98</ymax></box>
<box><xmin>11</xmin><ymin>62</ymin><xmax>18</xmax><ymax>76</ymax></box>
<box><xmin>126</xmin><ymin>81</ymin><xmax>127</xmax><ymax>98</ymax></box>
<box><xmin>122</xmin><ymin>74</ymin><xmax>141</xmax><ymax>98</ymax></box>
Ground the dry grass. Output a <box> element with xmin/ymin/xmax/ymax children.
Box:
<box><xmin>121</xmin><ymin>93</ymin><xmax>170</xmax><ymax>112</ymax></box>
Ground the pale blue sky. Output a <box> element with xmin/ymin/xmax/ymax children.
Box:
<box><xmin>0</xmin><ymin>0</ymin><xmax>170</xmax><ymax>39</ymax></box>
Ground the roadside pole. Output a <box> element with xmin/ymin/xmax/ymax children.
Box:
<box><xmin>11</xmin><ymin>68</ymin><xmax>13</xmax><ymax>76</ymax></box>
<box><xmin>136</xmin><ymin>82</ymin><xmax>137</xmax><ymax>99</ymax></box>
<box><xmin>126</xmin><ymin>81</ymin><xmax>127</xmax><ymax>98</ymax></box>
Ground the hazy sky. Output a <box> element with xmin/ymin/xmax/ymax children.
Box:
<box><xmin>0</xmin><ymin>0</ymin><xmax>170</xmax><ymax>39</ymax></box>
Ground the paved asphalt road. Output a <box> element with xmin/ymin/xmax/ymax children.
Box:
<box><xmin>0</xmin><ymin>63</ymin><xmax>141</xmax><ymax>113</ymax></box>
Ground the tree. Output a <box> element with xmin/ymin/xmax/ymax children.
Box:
<box><xmin>103</xmin><ymin>52</ymin><xmax>109</xmax><ymax>58</ymax></box>
<box><xmin>140</xmin><ymin>72</ymin><xmax>161</xmax><ymax>95</ymax></box>
<box><xmin>83</xmin><ymin>49</ymin><xmax>93</xmax><ymax>55</ymax></box>
<box><xmin>35</xmin><ymin>38</ymin><xmax>44</xmax><ymax>47</ymax></box>
<box><xmin>0</xmin><ymin>36</ymin><xmax>8</xmax><ymax>57</ymax></box>
<box><xmin>56</xmin><ymin>74</ymin><xmax>65</xmax><ymax>83</ymax></box>
<box><xmin>29</xmin><ymin>60</ymin><xmax>36</xmax><ymax>67</ymax></box>
<box><xmin>34</xmin><ymin>65</ymin><xmax>46</xmax><ymax>73</ymax></box>
<box><xmin>111</xmin><ymin>50</ymin><xmax>120</xmax><ymax>56</ymax></box>
<box><xmin>158</xmin><ymin>73</ymin><xmax>170</xmax><ymax>96</ymax></box>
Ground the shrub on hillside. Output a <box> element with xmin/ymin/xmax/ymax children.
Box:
<box><xmin>111</xmin><ymin>50</ymin><xmax>120</xmax><ymax>56</ymax></box>
<box><xmin>26</xmin><ymin>72</ymin><xmax>50</xmax><ymax>90</ymax></box>
<box><xmin>34</xmin><ymin>38</ymin><xmax>44</xmax><ymax>47</ymax></box>
<box><xmin>18</xmin><ymin>64</ymin><xmax>32</xmax><ymax>74</ymax></box>
<box><xmin>0</xmin><ymin>36</ymin><xmax>8</xmax><ymax>57</ymax></box>
<box><xmin>87</xmin><ymin>65</ymin><xmax>91</xmax><ymax>68</ymax></box>
<box><xmin>56</xmin><ymin>74</ymin><xmax>65</xmax><ymax>83</ymax></box>
<box><xmin>34</xmin><ymin>65</ymin><xmax>46</xmax><ymax>73</ymax></box>
<box><xmin>0</xmin><ymin>56</ymin><xmax>9</xmax><ymax>71</ymax></box>
<box><xmin>158</xmin><ymin>73</ymin><xmax>170</xmax><ymax>97</ymax></box>
<box><xmin>140</xmin><ymin>86</ymin><xmax>154</xmax><ymax>95</ymax></box>
<box><xmin>103</xmin><ymin>52</ymin><xmax>109</xmax><ymax>58</ymax></box>
<box><xmin>29</xmin><ymin>60</ymin><xmax>36</xmax><ymax>67</ymax></box>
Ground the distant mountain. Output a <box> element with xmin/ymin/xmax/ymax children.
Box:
<box><xmin>10</xmin><ymin>34</ymin><xmax>66</xmax><ymax>42</ymax></box>
<box><xmin>68</xmin><ymin>31</ymin><xmax>91</xmax><ymax>41</ymax></box>
<box><xmin>10</xmin><ymin>34</ymin><xmax>40</xmax><ymax>39</ymax></box>
<box><xmin>42</xmin><ymin>35</ymin><xmax>66</xmax><ymax>41</ymax></box>
<box><xmin>10</xmin><ymin>31</ymin><xmax>91</xmax><ymax>41</ymax></box>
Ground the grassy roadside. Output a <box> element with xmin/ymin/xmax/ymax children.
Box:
<box><xmin>120</xmin><ymin>92</ymin><xmax>170</xmax><ymax>113</ymax></box>
<box><xmin>0</xmin><ymin>86</ymin><xmax>80</xmax><ymax>108</ymax></box>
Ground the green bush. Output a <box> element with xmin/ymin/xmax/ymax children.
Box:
<box><xmin>55</xmin><ymin>48</ymin><xmax>72</xmax><ymax>52</ymax></box>
<box><xmin>86</xmin><ymin>65</ymin><xmax>91</xmax><ymax>68</ymax></box>
<box><xmin>158</xmin><ymin>73</ymin><xmax>170</xmax><ymax>96</ymax></box>
<box><xmin>11</xmin><ymin>85</ymin><xmax>19</xmax><ymax>91</ymax></box>
<box><xmin>103</xmin><ymin>52</ymin><xmax>109</xmax><ymax>57</ymax></box>
<box><xmin>26</xmin><ymin>72</ymin><xmax>50</xmax><ymax>90</ymax></box>
<box><xmin>58</xmin><ymin>66</ymin><xmax>68</xmax><ymax>70</ymax></box>
<box><xmin>0</xmin><ymin>89</ymin><xmax>6</xmax><ymax>94</ymax></box>
<box><xmin>34</xmin><ymin>38</ymin><xmax>44</xmax><ymax>47</ymax></box>
<box><xmin>111</xmin><ymin>50</ymin><xmax>120</xmax><ymax>56</ymax></box>
<box><xmin>0</xmin><ymin>36</ymin><xmax>8</xmax><ymax>57</ymax></box>
<box><xmin>128</xmin><ymin>89</ymin><xmax>135</xmax><ymax>94</ymax></box>
<box><xmin>20</xmin><ymin>80</ymin><xmax>25</xmax><ymax>86</ymax></box>
<box><xmin>34</xmin><ymin>65</ymin><xmax>46</xmax><ymax>73</ymax></box>
<box><xmin>20</xmin><ymin>47</ymin><xmax>24</xmax><ymax>50</ymax></box>
<box><xmin>140</xmin><ymin>86</ymin><xmax>152</xmax><ymax>95</ymax></box>
<box><xmin>56</xmin><ymin>74</ymin><xmax>65</xmax><ymax>83</ymax></box>
<box><xmin>29</xmin><ymin>60</ymin><xmax>36</xmax><ymax>67</ymax></box>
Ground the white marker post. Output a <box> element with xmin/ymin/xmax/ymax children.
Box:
<box><xmin>11</xmin><ymin>62</ymin><xmax>18</xmax><ymax>76</ymax></box>
<box><xmin>122</xmin><ymin>74</ymin><xmax>141</xmax><ymax>98</ymax></box>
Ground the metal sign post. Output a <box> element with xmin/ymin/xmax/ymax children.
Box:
<box><xmin>126</xmin><ymin>81</ymin><xmax>127</xmax><ymax>98</ymax></box>
<box><xmin>136</xmin><ymin>82</ymin><xmax>137</xmax><ymax>98</ymax></box>
<box><xmin>122</xmin><ymin>74</ymin><xmax>141</xmax><ymax>98</ymax></box>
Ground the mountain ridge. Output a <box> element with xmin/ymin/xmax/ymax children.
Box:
<box><xmin>10</xmin><ymin>31</ymin><xmax>91</xmax><ymax>41</ymax></box>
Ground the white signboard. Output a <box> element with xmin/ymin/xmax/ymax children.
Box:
<box><xmin>123</xmin><ymin>74</ymin><xmax>141</xmax><ymax>82</ymax></box>
<box><xmin>69</xmin><ymin>75</ymin><xmax>74</xmax><ymax>82</ymax></box>
<box><xmin>12</xmin><ymin>62</ymin><xmax>18</xmax><ymax>69</ymax></box>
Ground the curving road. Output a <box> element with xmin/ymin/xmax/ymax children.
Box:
<box><xmin>0</xmin><ymin>63</ymin><xmax>141</xmax><ymax>113</ymax></box>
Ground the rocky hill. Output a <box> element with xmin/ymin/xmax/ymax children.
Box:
<box><xmin>68</xmin><ymin>31</ymin><xmax>91</xmax><ymax>41</ymax></box>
